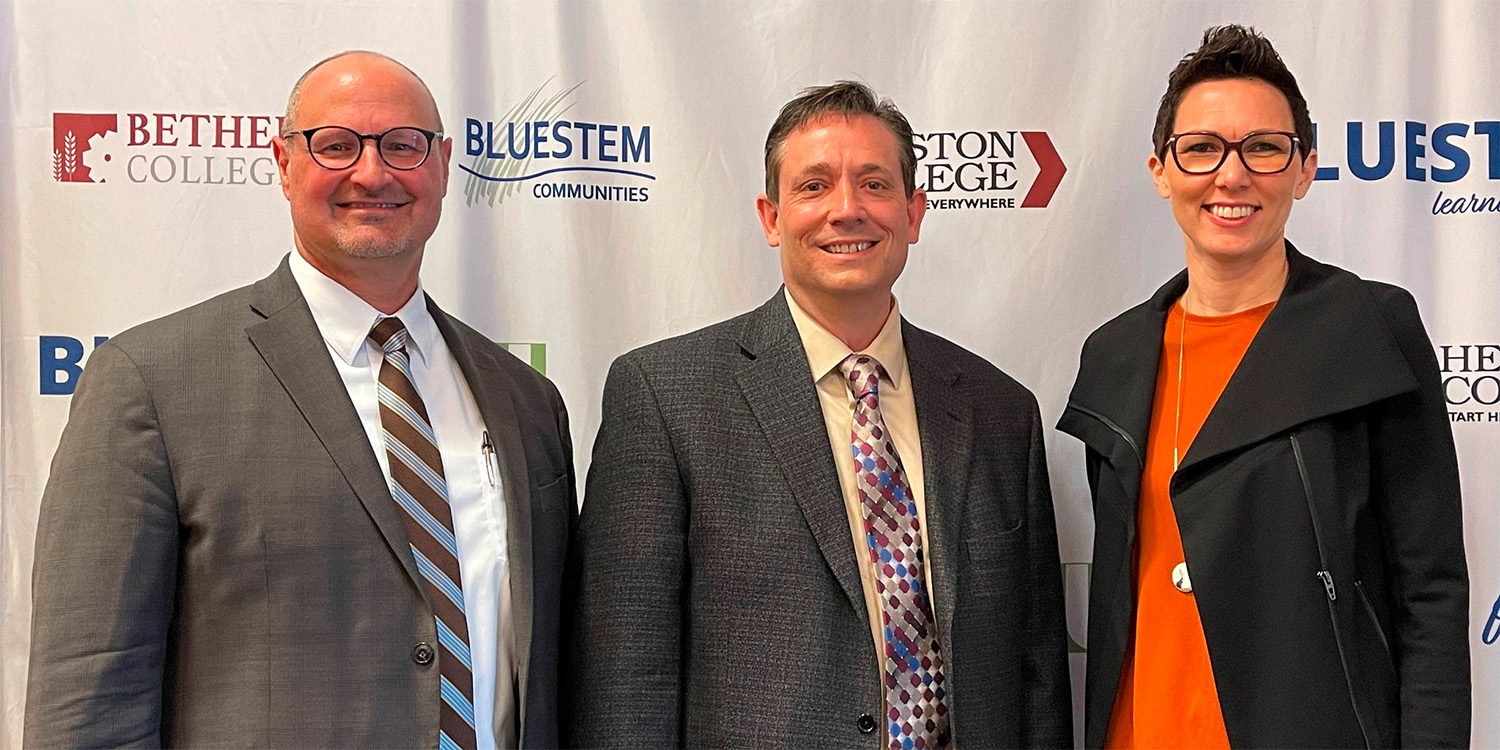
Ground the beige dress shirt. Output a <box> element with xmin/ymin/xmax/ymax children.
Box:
<box><xmin>784</xmin><ymin>289</ymin><xmax>939</xmax><ymax>682</ymax></box>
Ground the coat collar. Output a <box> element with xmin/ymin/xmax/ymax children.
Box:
<box><xmin>902</xmin><ymin>317</ymin><xmax>970</xmax><ymax>646</ymax></box>
<box><xmin>1061</xmin><ymin>242</ymin><xmax>1419</xmax><ymax>474</ymax></box>
<box><xmin>733</xmin><ymin>291</ymin><xmax>969</xmax><ymax>643</ymax></box>
<box><xmin>246</xmin><ymin>256</ymin><xmax>540</xmax><ymax>705</ymax></box>
<box><xmin>734</xmin><ymin>293</ymin><xmax>866</xmax><ymax>618</ymax></box>
<box><xmin>246</xmin><ymin>257</ymin><xmax>424</xmax><ymax>594</ymax></box>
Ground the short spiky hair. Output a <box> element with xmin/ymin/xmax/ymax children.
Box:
<box><xmin>762</xmin><ymin>81</ymin><xmax>917</xmax><ymax>203</ymax></box>
<box><xmin>1152</xmin><ymin>25</ymin><xmax>1313</xmax><ymax>161</ymax></box>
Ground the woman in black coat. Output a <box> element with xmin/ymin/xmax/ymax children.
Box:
<box><xmin>1058</xmin><ymin>26</ymin><xmax>1469</xmax><ymax>749</ymax></box>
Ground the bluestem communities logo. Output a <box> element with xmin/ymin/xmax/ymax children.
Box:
<box><xmin>1311</xmin><ymin>119</ymin><xmax>1500</xmax><ymax>217</ymax></box>
<box><xmin>51</xmin><ymin>111</ymin><xmax>283</xmax><ymax>186</ymax></box>
<box><xmin>915</xmin><ymin>128</ymin><xmax>1066</xmax><ymax>210</ymax></box>
<box><xmin>461</xmin><ymin>80</ymin><xmax>654</xmax><ymax>207</ymax></box>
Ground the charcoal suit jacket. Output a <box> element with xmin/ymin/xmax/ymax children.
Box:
<box><xmin>25</xmin><ymin>256</ymin><xmax>576</xmax><ymax>748</ymax></box>
<box><xmin>564</xmin><ymin>292</ymin><xmax>1072</xmax><ymax>748</ymax></box>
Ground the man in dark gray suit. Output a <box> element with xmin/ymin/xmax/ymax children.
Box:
<box><xmin>565</xmin><ymin>82</ymin><xmax>1071</xmax><ymax>748</ymax></box>
<box><xmin>25</xmin><ymin>51</ymin><xmax>574</xmax><ymax>748</ymax></box>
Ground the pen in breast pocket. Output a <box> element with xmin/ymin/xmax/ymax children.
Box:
<box><xmin>481</xmin><ymin>431</ymin><xmax>498</xmax><ymax>487</ymax></box>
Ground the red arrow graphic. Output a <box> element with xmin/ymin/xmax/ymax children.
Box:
<box><xmin>1020</xmin><ymin>131</ymin><xmax>1066</xmax><ymax>208</ymax></box>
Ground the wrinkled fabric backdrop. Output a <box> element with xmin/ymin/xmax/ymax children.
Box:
<box><xmin>2</xmin><ymin>1</ymin><xmax>1496</xmax><ymax>745</ymax></box>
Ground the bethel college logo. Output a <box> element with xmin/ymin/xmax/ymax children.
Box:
<box><xmin>50</xmin><ymin>110</ymin><xmax>282</xmax><ymax>187</ymax></box>
<box><xmin>53</xmin><ymin>113</ymin><xmax>119</xmax><ymax>183</ymax></box>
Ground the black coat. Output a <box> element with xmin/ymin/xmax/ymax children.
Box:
<box><xmin>1057</xmin><ymin>244</ymin><xmax>1470</xmax><ymax>748</ymax></box>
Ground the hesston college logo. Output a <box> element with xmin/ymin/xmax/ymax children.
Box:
<box><xmin>53</xmin><ymin>113</ymin><xmax>119</xmax><ymax>183</ymax></box>
<box><xmin>1441</xmin><ymin>343</ymin><xmax>1500</xmax><ymax>425</ymax></box>
<box><xmin>915</xmin><ymin>129</ymin><xmax>1066</xmax><ymax>210</ymax></box>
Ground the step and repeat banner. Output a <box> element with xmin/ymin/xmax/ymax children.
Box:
<box><xmin>2</xmin><ymin>1</ymin><xmax>1496</xmax><ymax>745</ymax></box>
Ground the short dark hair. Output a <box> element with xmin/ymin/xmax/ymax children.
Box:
<box><xmin>1152</xmin><ymin>25</ymin><xmax>1313</xmax><ymax>161</ymax></box>
<box><xmin>763</xmin><ymin>81</ymin><xmax>917</xmax><ymax>204</ymax></box>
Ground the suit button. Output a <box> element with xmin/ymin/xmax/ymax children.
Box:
<box><xmin>857</xmin><ymin>714</ymin><xmax>877</xmax><ymax>734</ymax></box>
<box><xmin>412</xmin><ymin>642</ymin><xmax>435</xmax><ymax>665</ymax></box>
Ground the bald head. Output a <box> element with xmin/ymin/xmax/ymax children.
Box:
<box><xmin>283</xmin><ymin>51</ymin><xmax>443</xmax><ymax>133</ymax></box>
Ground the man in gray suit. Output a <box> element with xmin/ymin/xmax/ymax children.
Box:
<box><xmin>25</xmin><ymin>51</ymin><xmax>574</xmax><ymax>748</ymax></box>
<box><xmin>565</xmin><ymin>82</ymin><xmax>1071</xmax><ymax>748</ymax></box>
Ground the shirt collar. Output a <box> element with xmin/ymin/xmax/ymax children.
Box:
<box><xmin>287</xmin><ymin>249</ymin><xmax>437</xmax><ymax>368</ymax></box>
<box><xmin>784</xmin><ymin>288</ymin><xmax>908</xmax><ymax>389</ymax></box>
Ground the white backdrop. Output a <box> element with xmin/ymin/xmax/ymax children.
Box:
<box><xmin>2</xmin><ymin>1</ymin><xmax>1497</xmax><ymax>746</ymax></box>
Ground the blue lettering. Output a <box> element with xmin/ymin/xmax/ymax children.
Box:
<box><xmin>462</xmin><ymin>118</ymin><xmax>653</xmax><ymax>165</ymax></box>
<box><xmin>1477</xmin><ymin>121</ymin><xmax>1500</xmax><ymax>179</ymax></box>
<box><xmin>506</xmin><ymin>122</ymin><xmax>530</xmax><ymax>160</ymax></box>
<box><xmin>39</xmin><ymin>336</ymin><xmax>107</xmax><ymax>395</ymax></box>
<box><xmin>598</xmin><ymin>124</ymin><xmax>619</xmax><ymax>163</ymax></box>
<box><xmin>1430</xmin><ymin>123</ymin><xmax>1469</xmax><ymax>183</ymax></box>
<box><xmin>484</xmin><ymin>121</ymin><xmax>504</xmax><ymax>159</ymax></box>
<box><xmin>1312</xmin><ymin>122</ymin><xmax>1339</xmax><ymax>180</ymax></box>
<box><xmin>1406</xmin><ymin>121</ymin><xmax>1427</xmax><ymax>182</ymax></box>
<box><xmin>553</xmin><ymin>121</ymin><xmax>573</xmax><ymax>158</ymax></box>
<box><xmin>465</xmin><ymin>118</ymin><xmax>484</xmax><ymax>157</ymax></box>
<box><xmin>1485</xmin><ymin>592</ymin><xmax>1500</xmax><ymax>645</ymax></box>
<box><xmin>532</xmin><ymin>120</ymin><xmax>549</xmax><ymax>159</ymax></box>
<box><xmin>40</xmin><ymin>336</ymin><xmax>85</xmax><ymax>395</ymax></box>
<box><xmin>575</xmin><ymin>122</ymin><xmax>597</xmax><ymax>160</ymax></box>
<box><xmin>623</xmin><ymin>125</ymin><xmax>651</xmax><ymax>163</ymax></box>
<box><xmin>1348</xmin><ymin>121</ymin><xmax>1395</xmax><ymax>181</ymax></box>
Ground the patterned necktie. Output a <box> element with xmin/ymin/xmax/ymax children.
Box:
<box><xmin>840</xmin><ymin>354</ymin><xmax>951</xmax><ymax>750</ymax></box>
<box><xmin>369</xmin><ymin>317</ymin><xmax>477</xmax><ymax>750</ymax></box>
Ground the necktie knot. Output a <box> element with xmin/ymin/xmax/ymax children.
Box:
<box><xmin>839</xmin><ymin>353</ymin><xmax>884</xmax><ymax>403</ymax></box>
<box><xmin>369</xmin><ymin>316</ymin><xmax>409</xmax><ymax>354</ymax></box>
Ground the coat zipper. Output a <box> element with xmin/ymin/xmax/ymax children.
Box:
<box><xmin>1290</xmin><ymin>434</ymin><xmax>1372</xmax><ymax>750</ymax></box>
<box><xmin>1066</xmin><ymin>403</ymin><xmax>1143</xmax><ymax>469</ymax></box>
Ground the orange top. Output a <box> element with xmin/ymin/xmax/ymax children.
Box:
<box><xmin>1104</xmin><ymin>298</ymin><xmax>1275</xmax><ymax>750</ymax></box>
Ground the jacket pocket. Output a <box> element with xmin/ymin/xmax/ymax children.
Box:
<box><xmin>1353</xmin><ymin>580</ymin><xmax>1392</xmax><ymax>659</ymax></box>
<box><xmin>1291</xmin><ymin>433</ymin><xmax>1373</xmax><ymax>750</ymax></box>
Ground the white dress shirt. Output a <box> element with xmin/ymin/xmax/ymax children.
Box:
<box><xmin>289</xmin><ymin>250</ymin><xmax>516</xmax><ymax>748</ymax></box>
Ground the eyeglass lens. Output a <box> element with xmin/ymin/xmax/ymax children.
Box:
<box><xmin>306</xmin><ymin>127</ymin><xmax>431</xmax><ymax>170</ymax></box>
<box><xmin>1173</xmin><ymin>133</ymin><xmax>1295</xmax><ymax>174</ymax></box>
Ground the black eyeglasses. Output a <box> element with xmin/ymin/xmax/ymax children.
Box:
<box><xmin>284</xmin><ymin>126</ymin><xmax>442</xmax><ymax>171</ymax></box>
<box><xmin>1165</xmin><ymin>131</ymin><xmax>1302</xmax><ymax>175</ymax></box>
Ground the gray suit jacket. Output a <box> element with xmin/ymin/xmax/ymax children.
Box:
<box><xmin>564</xmin><ymin>293</ymin><xmax>1071</xmax><ymax>748</ymax></box>
<box><xmin>25</xmin><ymin>257</ymin><xmax>576</xmax><ymax>748</ymax></box>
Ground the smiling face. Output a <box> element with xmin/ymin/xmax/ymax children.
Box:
<box><xmin>272</xmin><ymin>53</ymin><xmax>451</xmax><ymax>277</ymax></box>
<box><xmin>756</xmin><ymin>114</ymin><xmax>926</xmax><ymax>320</ymax></box>
<box><xmin>1149</xmin><ymin>77</ymin><xmax>1317</xmax><ymax>270</ymax></box>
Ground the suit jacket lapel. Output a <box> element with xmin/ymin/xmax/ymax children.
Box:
<box><xmin>734</xmin><ymin>293</ymin><xmax>866</xmax><ymax>618</ymax></box>
<box><xmin>429</xmin><ymin>299</ymin><xmax>537</xmax><ymax>708</ymax></box>
<box><xmin>1179</xmin><ymin>245</ymin><xmax>1418</xmax><ymax>475</ymax></box>
<box><xmin>244</xmin><ymin>257</ymin><xmax>422</xmax><ymax>591</ymax></box>
<box><xmin>903</xmin><ymin>323</ymin><xmax>970</xmax><ymax>643</ymax></box>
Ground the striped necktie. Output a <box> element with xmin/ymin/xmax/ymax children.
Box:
<box><xmin>369</xmin><ymin>316</ymin><xmax>477</xmax><ymax>750</ymax></box>
<box><xmin>840</xmin><ymin>353</ymin><xmax>951</xmax><ymax>750</ymax></box>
